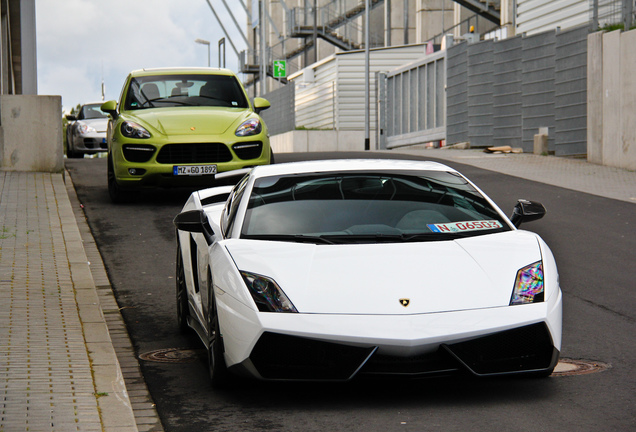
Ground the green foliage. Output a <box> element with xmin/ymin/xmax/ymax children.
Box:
<box><xmin>597</xmin><ymin>22</ymin><xmax>636</xmax><ymax>32</ymax></box>
<box><xmin>295</xmin><ymin>125</ymin><xmax>333</xmax><ymax>131</ymax></box>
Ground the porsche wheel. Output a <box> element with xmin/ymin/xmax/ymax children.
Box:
<box><xmin>107</xmin><ymin>154</ymin><xmax>135</xmax><ymax>203</ymax></box>
<box><xmin>208</xmin><ymin>277</ymin><xmax>229</xmax><ymax>388</ymax></box>
<box><xmin>66</xmin><ymin>139</ymin><xmax>83</xmax><ymax>158</ymax></box>
<box><xmin>176</xmin><ymin>245</ymin><xmax>190</xmax><ymax>334</ymax></box>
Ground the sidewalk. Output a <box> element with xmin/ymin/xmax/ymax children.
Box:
<box><xmin>0</xmin><ymin>150</ymin><xmax>633</xmax><ymax>432</ymax></box>
<box><xmin>390</xmin><ymin>148</ymin><xmax>636</xmax><ymax>204</ymax></box>
<box><xmin>0</xmin><ymin>171</ymin><xmax>144</xmax><ymax>432</ymax></box>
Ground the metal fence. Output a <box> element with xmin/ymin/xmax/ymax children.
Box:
<box><xmin>590</xmin><ymin>0</ymin><xmax>636</xmax><ymax>29</ymax></box>
<box><xmin>378</xmin><ymin>49</ymin><xmax>446</xmax><ymax>149</ymax></box>
<box><xmin>446</xmin><ymin>25</ymin><xmax>589</xmax><ymax>155</ymax></box>
<box><xmin>259</xmin><ymin>83</ymin><xmax>296</xmax><ymax>136</ymax></box>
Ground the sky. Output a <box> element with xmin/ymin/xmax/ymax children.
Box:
<box><xmin>36</xmin><ymin>0</ymin><xmax>248</xmax><ymax>113</ymax></box>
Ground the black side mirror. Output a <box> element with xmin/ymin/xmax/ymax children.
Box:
<box><xmin>66</xmin><ymin>114</ymin><xmax>78</xmax><ymax>121</ymax></box>
<box><xmin>510</xmin><ymin>199</ymin><xmax>546</xmax><ymax>228</ymax></box>
<box><xmin>173</xmin><ymin>210</ymin><xmax>216</xmax><ymax>244</ymax></box>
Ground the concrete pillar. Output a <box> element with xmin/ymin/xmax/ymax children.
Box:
<box><xmin>601</xmin><ymin>30</ymin><xmax>621</xmax><ymax>168</ymax></box>
<box><xmin>416</xmin><ymin>0</ymin><xmax>454</xmax><ymax>43</ymax></box>
<box><xmin>387</xmin><ymin>0</ymin><xmax>416</xmax><ymax>45</ymax></box>
<box><xmin>587</xmin><ymin>31</ymin><xmax>604</xmax><ymax>165</ymax></box>
<box><xmin>20</xmin><ymin>0</ymin><xmax>37</xmax><ymax>95</ymax></box>
<box><xmin>500</xmin><ymin>0</ymin><xmax>515</xmax><ymax>37</ymax></box>
<box><xmin>0</xmin><ymin>95</ymin><xmax>63</xmax><ymax>172</ymax></box>
<box><xmin>618</xmin><ymin>28</ymin><xmax>636</xmax><ymax>170</ymax></box>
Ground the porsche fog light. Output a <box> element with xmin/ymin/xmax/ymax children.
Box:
<box><xmin>235</xmin><ymin>119</ymin><xmax>262</xmax><ymax>137</ymax></box>
<box><xmin>121</xmin><ymin>121</ymin><xmax>151</xmax><ymax>139</ymax></box>
<box><xmin>241</xmin><ymin>271</ymin><xmax>297</xmax><ymax>313</ymax></box>
<box><xmin>510</xmin><ymin>261</ymin><xmax>544</xmax><ymax>305</ymax></box>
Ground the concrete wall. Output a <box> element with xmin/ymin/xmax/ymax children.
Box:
<box><xmin>0</xmin><ymin>95</ymin><xmax>63</xmax><ymax>172</ymax></box>
<box><xmin>587</xmin><ymin>29</ymin><xmax>636</xmax><ymax>170</ymax></box>
<box><xmin>271</xmin><ymin>130</ymin><xmax>376</xmax><ymax>153</ymax></box>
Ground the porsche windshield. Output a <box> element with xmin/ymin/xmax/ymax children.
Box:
<box><xmin>124</xmin><ymin>74</ymin><xmax>249</xmax><ymax>109</ymax></box>
<box><xmin>241</xmin><ymin>171</ymin><xmax>511</xmax><ymax>243</ymax></box>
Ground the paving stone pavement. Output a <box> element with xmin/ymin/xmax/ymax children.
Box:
<box><xmin>0</xmin><ymin>171</ymin><xmax>147</xmax><ymax>432</ymax></box>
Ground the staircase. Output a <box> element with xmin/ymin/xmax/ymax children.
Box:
<box><xmin>452</xmin><ymin>0</ymin><xmax>501</xmax><ymax>24</ymax></box>
<box><xmin>288</xmin><ymin>0</ymin><xmax>384</xmax><ymax>52</ymax></box>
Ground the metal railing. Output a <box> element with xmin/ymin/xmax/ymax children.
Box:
<box><xmin>288</xmin><ymin>2</ymin><xmax>383</xmax><ymax>50</ymax></box>
<box><xmin>591</xmin><ymin>0</ymin><xmax>636</xmax><ymax>29</ymax></box>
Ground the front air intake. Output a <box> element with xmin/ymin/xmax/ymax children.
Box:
<box><xmin>442</xmin><ymin>322</ymin><xmax>557</xmax><ymax>376</ymax></box>
<box><xmin>250</xmin><ymin>332</ymin><xmax>375</xmax><ymax>380</ymax></box>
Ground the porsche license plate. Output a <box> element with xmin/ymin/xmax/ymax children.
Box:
<box><xmin>173</xmin><ymin>165</ymin><xmax>217</xmax><ymax>176</ymax></box>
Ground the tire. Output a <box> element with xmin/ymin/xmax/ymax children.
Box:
<box><xmin>66</xmin><ymin>138</ymin><xmax>83</xmax><ymax>158</ymax></box>
<box><xmin>176</xmin><ymin>244</ymin><xmax>190</xmax><ymax>334</ymax></box>
<box><xmin>107</xmin><ymin>154</ymin><xmax>135</xmax><ymax>203</ymax></box>
<box><xmin>207</xmin><ymin>275</ymin><xmax>229</xmax><ymax>388</ymax></box>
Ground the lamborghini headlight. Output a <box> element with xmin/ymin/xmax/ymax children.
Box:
<box><xmin>235</xmin><ymin>118</ymin><xmax>262</xmax><ymax>136</ymax></box>
<box><xmin>241</xmin><ymin>271</ymin><xmax>297</xmax><ymax>313</ymax></box>
<box><xmin>121</xmin><ymin>121</ymin><xmax>151</xmax><ymax>139</ymax></box>
<box><xmin>510</xmin><ymin>261</ymin><xmax>544</xmax><ymax>305</ymax></box>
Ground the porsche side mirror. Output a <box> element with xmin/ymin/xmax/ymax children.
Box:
<box><xmin>510</xmin><ymin>199</ymin><xmax>546</xmax><ymax>228</ymax></box>
<box><xmin>66</xmin><ymin>114</ymin><xmax>77</xmax><ymax>121</ymax></box>
<box><xmin>174</xmin><ymin>210</ymin><xmax>216</xmax><ymax>244</ymax></box>
<box><xmin>101</xmin><ymin>100</ymin><xmax>119</xmax><ymax>119</ymax></box>
<box><xmin>253</xmin><ymin>97</ymin><xmax>271</xmax><ymax>114</ymax></box>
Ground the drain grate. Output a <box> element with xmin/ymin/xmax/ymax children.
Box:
<box><xmin>139</xmin><ymin>348</ymin><xmax>202</xmax><ymax>363</ymax></box>
<box><xmin>552</xmin><ymin>358</ymin><xmax>610</xmax><ymax>377</ymax></box>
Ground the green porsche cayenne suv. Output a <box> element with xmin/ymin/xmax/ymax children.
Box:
<box><xmin>101</xmin><ymin>67</ymin><xmax>272</xmax><ymax>202</ymax></box>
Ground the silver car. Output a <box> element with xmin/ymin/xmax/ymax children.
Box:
<box><xmin>65</xmin><ymin>103</ymin><xmax>108</xmax><ymax>158</ymax></box>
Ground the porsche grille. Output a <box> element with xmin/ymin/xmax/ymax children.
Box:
<box><xmin>156</xmin><ymin>143</ymin><xmax>233</xmax><ymax>164</ymax></box>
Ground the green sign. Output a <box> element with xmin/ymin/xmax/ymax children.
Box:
<box><xmin>273</xmin><ymin>60</ymin><xmax>286</xmax><ymax>78</ymax></box>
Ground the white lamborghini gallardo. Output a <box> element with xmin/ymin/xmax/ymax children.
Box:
<box><xmin>173</xmin><ymin>159</ymin><xmax>562</xmax><ymax>387</ymax></box>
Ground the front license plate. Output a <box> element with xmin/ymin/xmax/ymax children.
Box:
<box><xmin>173</xmin><ymin>165</ymin><xmax>217</xmax><ymax>176</ymax></box>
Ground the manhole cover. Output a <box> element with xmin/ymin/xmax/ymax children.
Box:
<box><xmin>552</xmin><ymin>358</ymin><xmax>609</xmax><ymax>377</ymax></box>
<box><xmin>139</xmin><ymin>348</ymin><xmax>201</xmax><ymax>363</ymax></box>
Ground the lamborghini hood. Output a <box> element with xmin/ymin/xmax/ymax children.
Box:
<box><xmin>225</xmin><ymin>231</ymin><xmax>542</xmax><ymax>315</ymax></box>
<box><xmin>130</xmin><ymin>107</ymin><xmax>251</xmax><ymax>136</ymax></box>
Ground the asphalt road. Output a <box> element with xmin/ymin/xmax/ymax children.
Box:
<box><xmin>66</xmin><ymin>153</ymin><xmax>636</xmax><ymax>432</ymax></box>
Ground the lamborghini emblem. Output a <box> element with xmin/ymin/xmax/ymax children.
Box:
<box><xmin>399</xmin><ymin>298</ymin><xmax>410</xmax><ymax>307</ymax></box>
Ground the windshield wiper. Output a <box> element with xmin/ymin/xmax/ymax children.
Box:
<box><xmin>321</xmin><ymin>232</ymin><xmax>474</xmax><ymax>244</ymax></box>
<box><xmin>242</xmin><ymin>234</ymin><xmax>336</xmax><ymax>245</ymax></box>
<box><xmin>401</xmin><ymin>232</ymin><xmax>470</xmax><ymax>241</ymax></box>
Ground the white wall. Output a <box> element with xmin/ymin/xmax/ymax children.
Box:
<box><xmin>517</xmin><ymin>0</ymin><xmax>588</xmax><ymax>35</ymax></box>
<box><xmin>271</xmin><ymin>129</ymin><xmax>376</xmax><ymax>153</ymax></box>
<box><xmin>291</xmin><ymin>44</ymin><xmax>428</xmax><ymax>132</ymax></box>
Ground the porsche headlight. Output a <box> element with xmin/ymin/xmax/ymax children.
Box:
<box><xmin>235</xmin><ymin>118</ymin><xmax>262</xmax><ymax>137</ymax></box>
<box><xmin>241</xmin><ymin>271</ymin><xmax>297</xmax><ymax>313</ymax></box>
<box><xmin>77</xmin><ymin>121</ymin><xmax>96</xmax><ymax>135</ymax></box>
<box><xmin>121</xmin><ymin>121</ymin><xmax>151</xmax><ymax>139</ymax></box>
<box><xmin>510</xmin><ymin>261</ymin><xmax>544</xmax><ymax>305</ymax></box>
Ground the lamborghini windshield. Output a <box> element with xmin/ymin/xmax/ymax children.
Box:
<box><xmin>241</xmin><ymin>171</ymin><xmax>511</xmax><ymax>243</ymax></box>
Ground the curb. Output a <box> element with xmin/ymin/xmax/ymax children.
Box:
<box><xmin>62</xmin><ymin>172</ymin><xmax>164</xmax><ymax>432</ymax></box>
